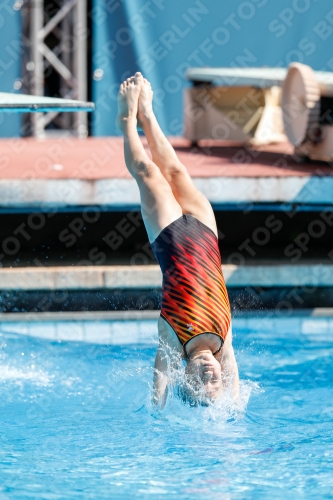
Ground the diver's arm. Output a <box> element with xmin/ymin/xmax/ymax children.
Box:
<box><xmin>153</xmin><ymin>317</ymin><xmax>183</xmax><ymax>408</ymax></box>
<box><xmin>220</xmin><ymin>327</ymin><xmax>240</xmax><ymax>397</ymax></box>
<box><xmin>226</xmin><ymin>344</ymin><xmax>240</xmax><ymax>398</ymax></box>
<box><xmin>153</xmin><ymin>346</ymin><xmax>169</xmax><ymax>408</ymax></box>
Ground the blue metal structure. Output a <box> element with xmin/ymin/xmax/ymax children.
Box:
<box><xmin>92</xmin><ymin>0</ymin><xmax>333</xmax><ymax>136</ymax></box>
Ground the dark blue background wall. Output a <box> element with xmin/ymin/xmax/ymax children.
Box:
<box><xmin>1</xmin><ymin>1</ymin><xmax>332</xmax><ymax>138</ymax></box>
<box><xmin>92</xmin><ymin>0</ymin><xmax>333</xmax><ymax>136</ymax></box>
<box><xmin>0</xmin><ymin>4</ymin><xmax>21</xmax><ymax>137</ymax></box>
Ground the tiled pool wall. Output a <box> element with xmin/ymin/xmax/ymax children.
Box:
<box><xmin>1</xmin><ymin>313</ymin><xmax>333</xmax><ymax>344</ymax></box>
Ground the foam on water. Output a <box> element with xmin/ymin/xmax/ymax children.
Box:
<box><xmin>151</xmin><ymin>379</ymin><xmax>259</xmax><ymax>433</ymax></box>
<box><xmin>0</xmin><ymin>364</ymin><xmax>51</xmax><ymax>385</ymax></box>
<box><xmin>0</xmin><ymin>320</ymin><xmax>332</xmax><ymax>499</ymax></box>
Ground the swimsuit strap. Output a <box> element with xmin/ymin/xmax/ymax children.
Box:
<box><xmin>212</xmin><ymin>336</ymin><xmax>224</xmax><ymax>356</ymax></box>
<box><xmin>183</xmin><ymin>334</ymin><xmax>224</xmax><ymax>359</ymax></box>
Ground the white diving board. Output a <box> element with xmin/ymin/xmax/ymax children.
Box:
<box><xmin>0</xmin><ymin>92</ymin><xmax>94</xmax><ymax>113</ymax></box>
<box><xmin>186</xmin><ymin>67</ymin><xmax>333</xmax><ymax>95</ymax></box>
<box><xmin>186</xmin><ymin>67</ymin><xmax>287</xmax><ymax>87</ymax></box>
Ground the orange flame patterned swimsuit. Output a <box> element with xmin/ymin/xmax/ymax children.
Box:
<box><xmin>151</xmin><ymin>214</ymin><xmax>231</xmax><ymax>356</ymax></box>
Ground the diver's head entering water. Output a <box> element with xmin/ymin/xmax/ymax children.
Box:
<box><xmin>180</xmin><ymin>349</ymin><xmax>224</xmax><ymax>406</ymax></box>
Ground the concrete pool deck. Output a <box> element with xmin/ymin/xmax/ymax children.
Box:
<box><xmin>0</xmin><ymin>137</ymin><xmax>332</xmax><ymax>208</ymax></box>
<box><xmin>1</xmin><ymin>136</ymin><xmax>331</xmax><ymax>307</ymax></box>
<box><xmin>0</xmin><ymin>264</ymin><xmax>333</xmax><ymax>290</ymax></box>
<box><xmin>2</xmin><ymin>308</ymin><xmax>333</xmax><ymax>321</ymax></box>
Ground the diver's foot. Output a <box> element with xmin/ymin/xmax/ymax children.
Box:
<box><xmin>116</xmin><ymin>72</ymin><xmax>143</xmax><ymax>132</ymax></box>
<box><xmin>138</xmin><ymin>77</ymin><xmax>154</xmax><ymax>128</ymax></box>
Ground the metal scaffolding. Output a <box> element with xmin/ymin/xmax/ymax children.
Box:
<box><xmin>20</xmin><ymin>0</ymin><xmax>88</xmax><ymax>138</ymax></box>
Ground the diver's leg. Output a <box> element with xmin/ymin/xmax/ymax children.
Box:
<box><xmin>138</xmin><ymin>77</ymin><xmax>217</xmax><ymax>236</ymax></box>
<box><xmin>117</xmin><ymin>73</ymin><xmax>182</xmax><ymax>243</ymax></box>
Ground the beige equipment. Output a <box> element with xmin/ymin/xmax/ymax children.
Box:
<box><xmin>184</xmin><ymin>67</ymin><xmax>288</xmax><ymax>146</ymax></box>
<box><xmin>281</xmin><ymin>63</ymin><xmax>333</xmax><ymax>162</ymax></box>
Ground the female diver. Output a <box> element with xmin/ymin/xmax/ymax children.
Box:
<box><xmin>117</xmin><ymin>72</ymin><xmax>239</xmax><ymax>408</ymax></box>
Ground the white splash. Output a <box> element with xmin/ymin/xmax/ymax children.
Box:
<box><xmin>0</xmin><ymin>364</ymin><xmax>52</xmax><ymax>386</ymax></box>
<box><xmin>148</xmin><ymin>341</ymin><xmax>261</xmax><ymax>427</ymax></box>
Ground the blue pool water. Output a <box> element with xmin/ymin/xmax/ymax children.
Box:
<box><xmin>0</xmin><ymin>317</ymin><xmax>333</xmax><ymax>499</ymax></box>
